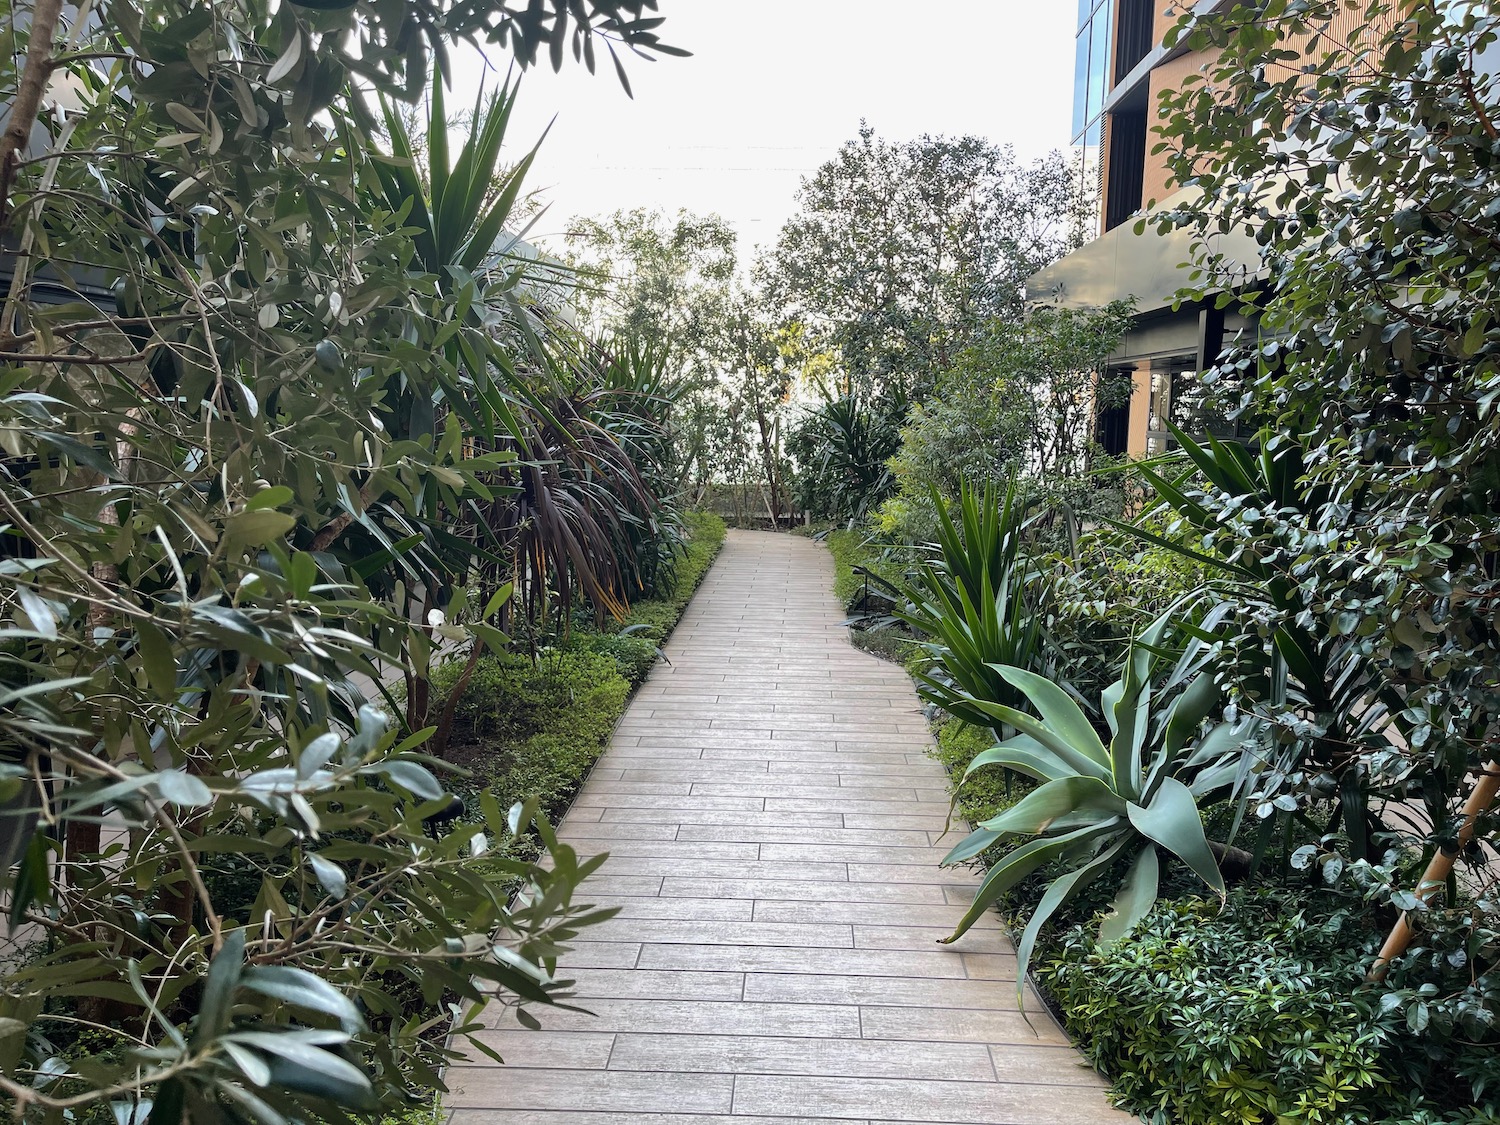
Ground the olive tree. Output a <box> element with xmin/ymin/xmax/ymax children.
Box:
<box><xmin>0</xmin><ymin>0</ymin><xmax>685</xmax><ymax>1120</ymax></box>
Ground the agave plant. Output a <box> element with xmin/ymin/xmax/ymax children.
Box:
<box><xmin>899</xmin><ymin>479</ymin><xmax>1047</xmax><ymax>726</ymax></box>
<box><xmin>939</xmin><ymin>610</ymin><xmax>1259</xmax><ymax>998</ymax></box>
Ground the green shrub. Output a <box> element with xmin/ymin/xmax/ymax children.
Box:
<box><xmin>572</xmin><ymin>631</ymin><xmax>659</xmax><ymax>686</ymax></box>
<box><xmin>930</xmin><ymin>719</ymin><xmax>1034</xmax><ymax>829</ymax></box>
<box><xmin>824</xmin><ymin>528</ymin><xmax>901</xmax><ymax>611</ymax></box>
<box><xmin>1041</xmin><ymin>887</ymin><xmax>1391</xmax><ymax>1125</ymax></box>
<box><xmin>433</xmin><ymin>649</ymin><xmax>627</xmax><ymax>836</ymax></box>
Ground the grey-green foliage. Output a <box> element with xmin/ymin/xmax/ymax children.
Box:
<box><xmin>938</xmin><ymin>611</ymin><xmax>1258</xmax><ymax>998</ymax></box>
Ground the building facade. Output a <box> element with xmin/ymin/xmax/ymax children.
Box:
<box><xmin>1034</xmin><ymin>0</ymin><xmax>1269</xmax><ymax>459</ymax></box>
<box><xmin>1035</xmin><ymin>0</ymin><xmax>1419</xmax><ymax>458</ymax></box>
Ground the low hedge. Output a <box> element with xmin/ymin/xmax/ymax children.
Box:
<box><xmin>821</xmin><ymin>528</ymin><xmax>921</xmax><ymax>666</ymax></box>
<box><xmin>433</xmin><ymin>510</ymin><xmax>726</xmax><ymax>856</ymax></box>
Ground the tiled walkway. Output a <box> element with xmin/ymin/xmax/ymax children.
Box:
<box><xmin>445</xmin><ymin>529</ymin><xmax>1129</xmax><ymax>1124</ymax></box>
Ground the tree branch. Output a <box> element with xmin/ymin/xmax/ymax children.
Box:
<box><xmin>0</xmin><ymin>0</ymin><xmax>66</xmax><ymax>230</ymax></box>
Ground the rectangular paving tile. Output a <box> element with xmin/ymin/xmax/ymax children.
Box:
<box><xmin>733</xmin><ymin>1074</ymin><xmax>1121</xmax><ymax>1124</ymax></box>
<box><xmin>448</xmin><ymin>1069</ymin><xmax>733</xmax><ymax>1114</ymax></box>
<box><xmin>661</xmin><ymin>877</ymin><xmax>948</xmax><ymax>905</ymax></box>
<box><xmin>636</xmin><ymin>944</ymin><xmax>970</xmax><ymax>980</ymax></box>
<box><xmin>607</xmin><ymin>1033</ymin><xmax>995</xmax><ymax>1081</ymax></box>
<box><xmin>494</xmin><ymin>998</ymin><xmax>862</xmax><ymax>1038</ymax></box>
<box><xmin>583</xmin><ymin>918</ymin><xmax>854</xmax><ymax>948</ymax></box>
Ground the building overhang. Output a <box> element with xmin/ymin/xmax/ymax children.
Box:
<box><xmin>1026</xmin><ymin>189</ymin><xmax>1265</xmax><ymax>314</ymax></box>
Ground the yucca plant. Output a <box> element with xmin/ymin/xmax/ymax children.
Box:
<box><xmin>939</xmin><ymin>609</ymin><xmax>1259</xmax><ymax>1000</ymax></box>
<box><xmin>801</xmin><ymin>394</ymin><xmax>899</xmax><ymax>521</ymax></box>
<box><xmin>899</xmin><ymin>479</ymin><xmax>1047</xmax><ymax>726</ymax></box>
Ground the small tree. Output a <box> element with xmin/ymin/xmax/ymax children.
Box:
<box><xmin>877</xmin><ymin>302</ymin><xmax>1135</xmax><ymax>543</ymax></box>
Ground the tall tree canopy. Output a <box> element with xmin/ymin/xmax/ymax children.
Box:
<box><xmin>759</xmin><ymin>124</ymin><xmax>1089</xmax><ymax>404</ymax></box>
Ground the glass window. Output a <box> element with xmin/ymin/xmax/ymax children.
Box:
<box><xmin>1072</xmin><ymin>30</ymin><xmax>1090</xmax><ymax>140</ymax></box>
<box><xmin>1087</xmin><ymin>3</ymin><xmax>1112</xmax><ymax>123</ymax></box>
<box><xmin>1078</xmin><ymin>0</ymin><xmax>1094</xmax><ymax>30</ymax></box>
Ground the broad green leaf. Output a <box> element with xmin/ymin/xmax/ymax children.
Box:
<box><xmin>959</xmin><ymin>699</ymin><xmax>1112</xmax><ymax>783</ymax></box>
<box><xmin>1098</xmin><ymin>844</ymin><xmax>1159</xmax><ymax>946</ymax></box>
<box><xmin>241</xmin><ymin>965</ymin><xmax>363</xmax><ymax>1033</ymax></box>
<box><xmin>993</xmin><ymin>665</ymin><xmax>1108</xmax><ymax>767</ymax></box>
<box><xmin>959</xmin><ymin>735</ymin><xmax>1073</xmax><ymax>784</ymax></box>
<box><xmin>134</xmin><ymin>621</ymin><xmax>176</xmax><ymax>699</ymax></box>
<box><xmin>941</xmin><ymin>826</ymin><xmax>1111</xmax><ymax>939</ymax></box>
<box><xmin>196</xmin><ymin>928</ymin><xmax>246</xmax><ymax>1046</ymax></box>
<box><xmin>976</xmin><ymin>776</ymin><xmax>1124</xmax><ymax>837</ymax></box>
<box><xmin>1127</xmin><ymin>777</ymin><xmax>1225</xmax><ymax>896</ymax></box>
<box><xmin>1013</xmin><ymin>836</ymin><xmax>1129</xmax><ymax>1006</ymax></box>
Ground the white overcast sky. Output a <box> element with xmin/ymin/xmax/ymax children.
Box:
<box><xmin>452</xmin><ymin>2</ymin><xmax>1077</xmax><ymax>255</ymax></box>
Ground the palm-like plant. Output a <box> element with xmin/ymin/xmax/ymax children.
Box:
<box><xmin>899</xmin><ymin>479</ymin><xmax>1047</xmax><ymax>727</ymax></box>
<box><xmin>800</xmin><ymin>394</ymin><xmax>899</xmax><ymax>521</ymax></box>
<box><xmin>939</xmin><ymin>610</ymin><xmax>1259</xmax><ymax>1000</ymax></box>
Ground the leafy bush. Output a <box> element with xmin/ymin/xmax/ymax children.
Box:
<box><xmin>1044</xmin><ymin>525</ymin><xmax>1206</xmax><ymax>708</ymax></box>
<box><xmin>821</xmin><ymin>529</ymin><xmax>919</xmax><ymax>664</ymax></box>
<box><xmin>1041</xmin><ymin>887</ymin><xmax>1391</xmax><ymax>1125</ymax></box>
<box><xmin>931</xmin><ymin>719</ymin><xmax>1034</xmax><ymax>830</ymax></box>
<box><xmin>874</xmin><ymin>303</ymin><xmax>1134</xmax><ymax>545</ymax></box>
<box><xmin>573</xmin><ymin>631</ymin><xmax>659</xmax><ymax>686</ymax></box>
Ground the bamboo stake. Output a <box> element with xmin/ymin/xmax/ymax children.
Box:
<box><xmin>1368</xmin><ymin>760</ymin><xmax>1500</xmax><ymax>981</ymax></box>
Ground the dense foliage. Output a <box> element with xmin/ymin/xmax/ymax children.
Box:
<box><xmin>877</xmin><ymin>303</ymin><xmax>1134</xmax><ymax>543</ymax></box>
<box><xmin>1146</xmin><ymin>0</ymin><xmax>1500</xmax><ymax>1056</ymax></box>
<box><xmin>0</xmin><ymin>1</ymin><xmax>695</xmax><ymax>1120</ymax></box>
<box><xmin>849</xmin><ymin>3</ymin><xmax>1500</xmax><ymax>1119</ymax></box>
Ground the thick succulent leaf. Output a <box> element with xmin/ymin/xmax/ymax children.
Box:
<box><xmin>1127</xmin><ymin>777</ymin><xmax>1225</xmax><ymax>897</ymax></box>
<box><xmin>1098</xmin><ymin>844</ymin><xmax>1159</xmax><ymax>946</ymax></box>
<box><xmin>1162</xmin><ymin>673</ymin><xmax>1220</xmax><ymax>758</ymax></box>
<box><xmin>942</xmin><ymin>823</ymin><xmax>1004</xmax><ymax>865</ymax></box>
<box><xmin>959</xmin><ymin>699</ymin><xmax>1112</xmax><ymax>783</ymax></box>
<box><xmin>1188</xmin><ymin>760</ymin><xmax>1244</xmax><ymax>798</ymax></box>
<box><xmin>940</xmin><ymin>823</ymin><xmax>1118</xmax><ymax>940</ymax></box>
<box><xmin>1183</xmin><ymin>717</ymin><xmax>1257</xmax><ymax>768</ymax></box>
<box><xmin>992</xmin><ymin>665</ymin><xmax>1108</xmax><ymax>767</ymax></box>
<box><xmin>959</xmin><ymin>734</ymin><xmax>1074</xmax><ymax>785</ymax></box>
<box><xmin>1110</xmin><ymin>611</ymin><xmax>1174</xmax><ymax>800</ymax></box>
<box><xmin>1013</xmin><ymin>836</ymin><xmax>1129</xmax><ymax>1006</ymax></box>
<box><xmin>976</xmin><ymin>776</ymin><xmax>1124</xmax><ymax>838</ymax></box>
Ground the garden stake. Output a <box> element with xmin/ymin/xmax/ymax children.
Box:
<box><xmin>1368</xmin><ymin>759</ymin><xmax>1500</xmax><ymax>981</ymax></box>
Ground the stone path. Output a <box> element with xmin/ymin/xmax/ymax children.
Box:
<box><xmin>445</xmin><ymin>529</ymin><xmax>1129</xmax><ymax>1124</ymax></box>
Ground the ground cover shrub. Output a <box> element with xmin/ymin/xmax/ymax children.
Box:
<box><xmin>931</xmin><ymin>719</ymin><xmax>1034</xmax><ymax>830</ymax></box>
<box><xmin>434</xmin><ymin>509</ymin><xmax>725</xmax><ymax>859</ymax></box>
<box><xmin>435</xmin><ymin>650</ymin><xmax>628</xmax><ymax>845</ymax></box>
<box><xmin>1041</xmin><ymin>886</ymin><xmax>1392</xmax><ymax>1125</ymax></box>
<box><xmin>821</xmin><ymin>528</ymin><xmax>920</xmax><ymax>665</ymax></box>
